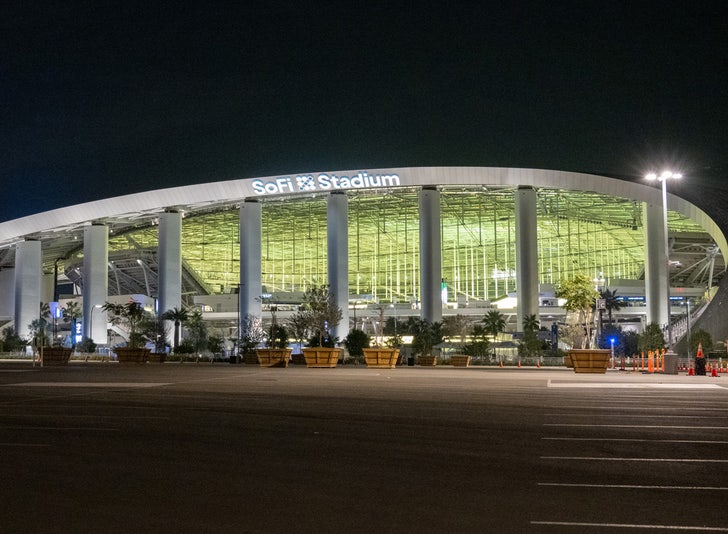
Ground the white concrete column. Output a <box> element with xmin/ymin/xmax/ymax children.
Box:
<box><xmin>644</xmin><ymin>202</ymin><xmax>668</xmax><ymax>328</ymax></box>
<box><xmin>515</xmin><ymin>186</ymin><xmax>539</xmax><ymax>331</ymax></box>
<box><xmin>14</xmin><ymin>240</ymin><xmax>41</xmax><ymax>340</ymax></box>
<box><xmin>419</xmin><ymin>187</ymin><xmax>442</xmax><ymax>323</ymax></box>
<box><xmin>158</xmin><ymin>210</ymin><xmax>182</xmax><ymax>345</ymax></box>
<box><xmin>83</xmin><ymin>223</ymin><xmax>109</xmax><ymax>344</ymax></box>
<box><xmin>240</xmin><ymin>200</ymin><xmax>262</xmax><ymax>320</ymax></box>
<box><xmin>327</xmin><ymin>192</ymin><xmax>349</xmax><ymax>342</ymax></box>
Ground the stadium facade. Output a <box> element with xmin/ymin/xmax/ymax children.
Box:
<box><xmin>0</xmin><ymin>166</ymin><xmax>725</xmax><ymax>351</ymax></box>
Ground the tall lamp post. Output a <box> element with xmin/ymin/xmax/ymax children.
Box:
<box><xmin>645</xmin><ymin>170</ymin><xmax>682</xmax><ymax>348</ymax></box>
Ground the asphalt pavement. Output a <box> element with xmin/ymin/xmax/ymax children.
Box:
<box><xmin>2</xmin><ymin>362</ymin><xmax>727</xmax><ymax>533</ymax></box>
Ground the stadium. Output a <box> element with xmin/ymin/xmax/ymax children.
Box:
<box><xmin>0</xmin><ymin>166</ymin><xmax>725</xmax><ymax>357</ymax></box>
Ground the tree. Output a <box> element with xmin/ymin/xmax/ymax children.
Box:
<box><xmin>482</xmin><ymin>310</ymin><xmax>507</xmax><ymax>362</ymax></box>
<box><xmin>162</xmin><ymin>307</ymin><xmax>189</xmax><ymax>350</ymax></box>
<box><xmin>600</xmin><ymin>288</ymin><xmax>622</xmax><ymax>325</ymax></box>
<box><xmin>555</xmin><ymin>274</ymin><xmax>600</xmax><ymax>348</ymax></box>
<box><xmin>689</xmin><ymin>328</ymin><xmax>713</xmax><ymax>356</ymax></box>
<box><xmin>638</xmin><ymin>323</ymin><xmax>666</xmax><ymax>353</ymax></box>
<box><xmin>102</xmin><ymin>301</ymin><xmax>149</xmax><ymax>348</ymax></box>
<box><xmin>239</xmin><ymin>313</ymin><xmax>265</xmax><ymax>354</ymax></box>
<box><xmin>442</xmin><ymin>314</ymin><xmax>471</xmax><ymax>344</ymax></box>
<box><xmin>462</xmin><ymin>324</ymin><xmax>491</xmax><ymax>361</ymax></box>
<box><xmin>482</xmin><ymin>310</ymin><xmax>506</xmax><ymax>339</ymax></box>
<box><xmin>344</xmin><ymin>328</ymin><xmax>370</xmax><ymax>358</ymax></box>
<box><xmin>411</xmin><ymin>319</ymin><xmax>444</xmax><ymax>357</ymax></box>
<box><xmin>185</xmin><ymin>309</ymin><xmax>208</xmax><ymax>354</ymax></box>
<box><xmin>62</xmin><ymin>300</ymin><xmax>82</xmax><ymax>349</ymax></box>
<box><xmin>518</xmin><ymin>314</ymin><xmax>542</xmax><ymax>358</ymax></box>
<box><xmin>292</xmin><ymin>285</ymin><xmax>343</xmax><ymax>347</ymax></box>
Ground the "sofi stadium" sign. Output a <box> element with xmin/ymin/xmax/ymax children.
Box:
<box><xmin>251</xmin><ymin>171</ymin><xmax>401</xmax><ymax>195</ymax></box>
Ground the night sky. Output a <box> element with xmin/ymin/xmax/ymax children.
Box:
<box><xmin>2</xmin><ymin>2</ymin><xmax>726</xmax><ymax>222</ymax></box>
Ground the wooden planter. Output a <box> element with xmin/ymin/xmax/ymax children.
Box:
<box><xmin>242</xmin><ymin>351</ymin><xmax>258</xmax><ymax>365</ymax></box>
<box><xmin>418</xmin><ymin>355</ymin><xmax>437</xmax><ymax>366</ymax></box>
<box><xmin>568</xmin><ymin>349</ymin><xmax>611</xmax><ymax>373</ymax></box>
<box><xmin>302</xmin><ymin>347</ymin><xmax>342</xmax><ymax>368</ymax></box>
<box><xmin>42</xmin><ymin>347</ymin><xmax>72</xmax><ymax>366</ymax></box>
<box><xmin>256</xmin><ymin>348</ymin><xmax>292</xmax><ymax>368</ymax></box>
<box><xmin>451</xmin><ymin>354</ymin><xmax>471</xmax><ymax>367</ymax></box>
<box><xmin>114</xmin><ymin>347</ymin><xmax>151</xmax><ymax>363</ymax></box>
<box><xmin>363</xmin><ymin>348</ymin><xmax>399</xmax><ymax>369</ymax></box>
<box><xmin>147</xmin><ymin>352</ymin><xmax>167</xmax><ymax>364</ymax></box>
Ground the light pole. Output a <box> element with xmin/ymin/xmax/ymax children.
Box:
<box><xmin>645</xmin><ymin>170</ymin><xmax>682</xmax><ymax>349</ymax></box>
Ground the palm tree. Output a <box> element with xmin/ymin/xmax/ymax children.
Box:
<box><xmin>522</xmin><ymin>314</ymin><xmax>540</xmax><ymax>333</ymax></box>
<box><xmin>162</xmin><ymin>307</ymin><xmax>189</xmax><ymax>350</ymax></box>
<box><xmin>482</xmin><ymin>310</ymin><xmax>506</xmax><ymax>339</ymax></box>
<box><xmin>482</xmin><ymin>310</ymin><xmax>507</xmax><ymax>363</ymax></box>
<box><xmin>600</xmin><ymin>288</ymin><xmax>622</xmax><ymax>325</ymax></box>
<box><xmin>62</xmin><ymin>301</ymin><xmax>82</xmax><ymax>349</ymax></box>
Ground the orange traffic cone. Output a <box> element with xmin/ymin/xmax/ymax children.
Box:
<box><xmin>517</xmin><ymin>359</ymin><xmax>521</xmax><ymax>368</ymax></box>
<box><xmin>537</xmin><ymin>360</ymin><xmax>541</xmax><ymax>368</ymax></box>
<box><xmin>688</xmin><ymin>365</ymin><xmax>695</xmax><ymax>376</ymax></box>
<box><xmin>711</xmin><ymin>364</ymin><xmax>719</xmax><ymax>377</ymax></box>
<box><xmin>499</xmin><ymin>360</ymin><xmax>503</xmax><ymax>368</ymax></box>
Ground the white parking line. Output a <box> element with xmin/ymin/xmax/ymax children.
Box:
<box><xmin>547</xmin><ymin>380</ymin><xmax>724</xmax><ymax>389</ymax></box>
<box><xmin>543</xmin><ymin>437</ymin><xmax>728</xmax><ymax>444</ymax></box>
<box><xmin>4</xmin><ymin>382</ymin><xmax>171</xmax><ymax>388</ymax></box>
<box><xmin>544</xmin><ymin>423</ymin><xmax>727</xmax><ymax>429</ymax></box>
<box><xmin>538</xmin><ymin>482</ymin><xmax>728</xmax><ymax>491</ymax></box>
<box><xmin>531</xmin><ymin>521</ymin><xmax>728</xmax><ymax>531</ymax></box>
<box><xmin>541</xmin><ymin>456</ymin><xmax>728</xmax><ymax>463</ymax></box>
<box><xmin>0</xmin><ymin>443</ymin><xmax>51</xmax><ymax>447</ymax></box>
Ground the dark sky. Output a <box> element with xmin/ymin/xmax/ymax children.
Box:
<box><xmin>2</xmin><ymin>1</ymin><xmax>726</xmax><ymax>222</ymax></box>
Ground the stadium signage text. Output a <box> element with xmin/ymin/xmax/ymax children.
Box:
<box><xmin>251</xmin><ymin>172</ymin><xmax>401</xmax><ymax>195</ymax></box>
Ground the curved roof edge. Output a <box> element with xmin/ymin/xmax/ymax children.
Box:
<box><xmin>1</xmin><ymin>166</ymin><xmax>725</xmax><ymax>260</ymax></box>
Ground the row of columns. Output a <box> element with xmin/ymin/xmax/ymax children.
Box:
<box><xmin>12</xmin><ymin>188</ymin><xmax>671</xmax><ymax>344</ymax></box>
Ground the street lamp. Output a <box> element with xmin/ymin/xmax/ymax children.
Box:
<box><xmin>645</xmin><ymin>170</ymin><xmax>682</xmax><ymax>348</ymax></box>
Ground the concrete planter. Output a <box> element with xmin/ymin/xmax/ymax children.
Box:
<box><xmin>256</xmin><ymin>348</ymin><xmax>292</xmax><ymax>368</ymax></box>
<box><xmin>302</xmin><ymin>347</ymin><xmax>341</xmax><ymax>368</ymax></box>
<box><xmin>567</xmin><ymin>349</ymin><xmax>611</xmax><ymax>373</ymax></box>
<box><xmin>363</xmin><ymin>348</ymin><xmax>399</xmax><ymax>369</ymax></box>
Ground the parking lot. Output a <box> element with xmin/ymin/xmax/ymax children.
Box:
<box><xmin>2</xmin><ymin>362</ymin><xmax>727</xmax><ymax>533</ymax></box>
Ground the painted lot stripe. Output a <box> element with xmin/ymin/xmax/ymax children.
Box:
<box><xmin>531</xmin><ymin>521</ymin><xmax>728</xmax><ymax>531</ymax></box>
<box><xmin>541</xmin><ymin>456</ymin><xmax>728</xmax><ymax>463</ymax></box>
<box><xmin>4</xmin><ymin>382</ymin><xmax>171</xmax><ymax>388</ymax></box>
<box><xmin>543</xmin><ymin>437</ymin><xmax>728</xmax><ymax>444</ymax></box>
<box><xmin>0</xmin><ymin>443</ymin><xmax>51</xmax><ymax>447</ymax></box>
<box><xmin>545</xmin><ymin>413</ymin><xmax>721</xmax><ymax>419</ymax></box>
<box><xmin>547</xmin><ymin>380</ymin><xmax>724</xmax><ymax>389</ymax></box>
<box><xmin>0</xmin><ymin>426</ymin><xmax>119</xmax><ymax>431</ymax></box>
<box><xmin>538</xmin><ymin>483</ymin><xmax>728</xmax><ymax>491</ymax></box>
<box><xmin>544</xmin><ymin>424</ymin><xmax>727</xmax><ymax>429</ymax></box>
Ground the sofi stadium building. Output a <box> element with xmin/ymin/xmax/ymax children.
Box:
<box><xmin>0</xmin><ymin>166</ymin><xmax>725</xmax><ymax>355</ymax></box>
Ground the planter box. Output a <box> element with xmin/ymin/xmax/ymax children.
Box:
<box><xmin>451</xmin><ymin>354</ymin><xmax>471</xmax><ymax>367</ymax></box>
<box><xmin>256</xmin><ymin>348</ymin><xmax>292</xmax><ymax>368</ymax></box>
<box><xmin>568</xmin><ymin>349</ymin><xmax>611</xmax><ymax>373</ymax></box>
<box><xmin>147</xmin><ymin>352</ymin><xmax>167</xmax><ymax>364</ymax></box>
<box><xmin>363</xmin><ymin>348</ymin><xmax>399</xmax><ymax>369</ymax></box>
<box><xmin>42</xmin><ymin>347</ymin><xmax>72</xmax><ymax>366</ymax></box>
<box><xmin>242</xmin><ymin>351</ymin><xmax>258</xmax><ymax>365</ymax></box>
<box><xmin>302</xmin><ymin>347</ymin><xmax>341</xmax><ymax>368</ymax></box>
<box><xmin>418</xmin><ymin>355</ymin><xmax>437</xmax><ymax>366</ymax></box>
<box><xmin>114</xmin><ymin>347</ymin><xmax>151</xmax><ymax>364</ymax></box>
